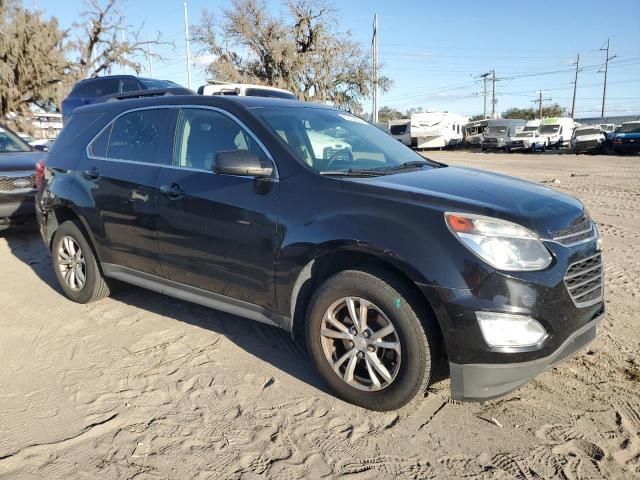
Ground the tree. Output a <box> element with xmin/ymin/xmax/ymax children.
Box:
<box><xmin>502</xmin><ymin>104</ymin><xmax>566</xmax><ymax>120</ymax></box>
<box><xmin>192</xmin><ymin>0</ymin><xmax>391</xmax><ymax>114</ymax></box>
<box><xmin>468</xmin><ymin>114</ymin><xmax>486</xmax><ymax>122</ymax></box>
<box><xmin>377</xmin><ymin>106</ymin><xmax>404</xmax><ymax>123</ymax></box>
<box><xmin>69</xmin><ymin>0</ymin><xmax>170</xmax><ymax>79</ymax></box>
<box><xmin>0</xmin><ymin>0</ymin><xmax>69</xmax><ymax>130</ymax></box>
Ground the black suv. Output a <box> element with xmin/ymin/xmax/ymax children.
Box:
<box><xmin>61</xmin><ymin>75</ymin><xmax>182</xmax><ymax>123</ymax></box>
<box><xmin>36</xmin><ymin>94</ymin><xmax>604</xmax><ymax>411</ymax></box>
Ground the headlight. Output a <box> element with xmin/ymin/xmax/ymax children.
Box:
<box><xmin>476</xmin><ymin>311</ymin><xmax>547</xmax><ymax>348</ymax></box>
<box><xmin>445</xmin><ymin>213</ymin><xmax>553</xmax><ymax>271</ymax></box>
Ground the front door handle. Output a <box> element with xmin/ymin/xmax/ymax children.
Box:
<box><xmin>160</xmin><ymin>183</ymin><xmax>184</xmax><ymax>199</ymax></box>
<box><xmin>83</xmin><ymin>167</ymin><xmax>101</xmax><ymax>180</ymax></box>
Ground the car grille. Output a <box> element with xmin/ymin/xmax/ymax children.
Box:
<box><xmin>564</xmin><ymin>253</ymin><xmax>603</xmax><ymax>308</ymax></box>
<box><xmin>0</xmin><ymin>174</ymin><xmax>36</xmax><ymax>192</ymax></box>
<box><xmin>485</xmin><ymin>138</ymin><xmax>497</xmax><ymax>143</ymax></box>
<box><xmin>552</xmin><ymin>216</ymin><xmax>596</xmax><ymax>246</ymax></box>
<box><xmin>577</xmin><ymin>140</ymin><xmax>599</xmax><ymax>150</ymax></box>
<box><xmin>511</xmin><ymin>140</ymin><xmax>525</xmax><ymax>147</ymax></box>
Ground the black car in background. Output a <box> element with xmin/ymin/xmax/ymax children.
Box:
<box><xmin>0</xmin><ymin>124</ymin><xmax>43</xmax><ymax>229</ymax></box>
<box><xmin>37</xmin><ymin>94</ymin><xmax>604</xmax><ymax>411</ymax></box>
<box><xmin>61</xmin><ymin>75</ymin><xmax>182</xmax><ymax>122</ymax></box>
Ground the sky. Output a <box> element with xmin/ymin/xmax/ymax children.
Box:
<box><xmin>35</xmin><ymin>0</ymin><xmax>640</xmax><ymax>119</ymax></box>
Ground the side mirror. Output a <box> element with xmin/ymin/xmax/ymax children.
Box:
<box><xmin>213</xmin><ymin>150</ymin><xmax>273</xmax><ymax>178</ymax></box>
<box><xmin>32</xmin><ymin>144</ymin><xmax>49</xmax><ymax>152</ymax></box>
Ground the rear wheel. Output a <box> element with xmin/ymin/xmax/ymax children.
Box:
<box><xmin>306</xmin><ymin>268</ymin><xmax>438</xmax><ymax>411</ymax></box>
<box><xmin>52</xmin><ymin>221</ymin><xmax>111</xmax><ymax>303</ymax></box>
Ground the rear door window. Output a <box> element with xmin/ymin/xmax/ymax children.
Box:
<box><xmin>105</xmin><ymin>109</ymin><xmax>172</xmax><ymax>164</ymax></box>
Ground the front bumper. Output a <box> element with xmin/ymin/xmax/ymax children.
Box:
<box><xmin>449</xmin><ymin>312</ymin><xmax>601</xmax><ymax>401</ymax></box>
<box><xmin>0</xmin><ymin>194</ymin><xmax>36</xmax><ymax>226</ymax></box>
<box><xmin>482</xmin><ymin>142</ymin><xmax>506</xmax><ymax>150</ymax></box>
<box><xmin>613</xmin><ymin>142</ymin><xmax>640</xmax><ymax>154</ymax></box>
<box><xmin>418</xmin><ymin>236</ymin><xmax>603</xmax><ymax>401</ymax></box>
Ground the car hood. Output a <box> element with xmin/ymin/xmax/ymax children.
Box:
<box><xmin>615</xmin><ymin>132</ymin><xmax>640</xmax><ymax>139</ymax></box>
<box><xmin>0</xmin><ymin>151</ymin><xmax>42</xmax><ymax>173</ymax></box>
<box><xmin>575</xmin><ymin>134</ymin><xmax>604</xmax><ymax>141</ymax></box>
<box><xmin>342</xmin><ymin>166</ymin><xmax>585</xmax><ymax>238</ymax></box>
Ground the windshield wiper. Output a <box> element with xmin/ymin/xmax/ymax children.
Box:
<box><xmin>319</xmin><ymin>169</ymin><xmax>384</xmax><ymax>177</ymax></box>
<box><xmin>376</xmin><ymin>160</ymin><xmax>433</xmax><ymax>171</ymax></box>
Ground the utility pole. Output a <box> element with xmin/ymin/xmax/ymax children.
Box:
<box><xmin>121</xmin><ymin>30</ymin><xmax>127</xmax><ymax>75</ymax></box>
<box><xmin>570</xmin><ymin>53</ymin><xmax>580</xmax><ymax>118</ymax></box>
<box><xmin>183</xmin><ymin>1</ymin><xmax>192</xmax><ymax>90</ymax></box>
<box><xmin>533</xmin><ymin>91</ymin><xmax>551</xmax><ymax>119</ymax></box>
<box><xmin>147</xmin><ymin>35</ymin><xmax>153</xmax><ymax>78</ymax></box>
<box><xmin>491</xmin><ymin>69</ymin><xmax>497</xmax><ymax>118</ymax></box>
<box><xmin>371</xmin><ymin>14</ymin><xmax>378</xmax><ymax>123</ymax></box>
<box><xmin>479</xmin><ymin>72</ymin><xmax>490</xmax><ymax>119</ymax></box>
<box><xmin>600</xmin><ymin>39</ymin><xmax>616</xmax><ymax>117</ymax></box>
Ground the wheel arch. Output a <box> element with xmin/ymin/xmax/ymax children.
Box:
<box><xmin>47</xmin><ymin>204</ymin><xmax>103</xmax><ymax>268</ymax></box>
<box><xmin>288</xmin><ymin>247</ymin><xmax>448</xmax><ymax>369</ymax></box>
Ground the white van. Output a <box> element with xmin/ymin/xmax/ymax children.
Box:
<box><xmin>197</xmin><ymin>83</ymin><xmax>297</xmax><ymax>100</ymax></box>
<box><xmin>523</xmin><ymin>119</ymin><xmax>541</xmax><ymax>132</ymax></box>
<box><xmin>539</xmin><ymin>117</ymin><xmax>576</xmax><ymax>149</ymax></box>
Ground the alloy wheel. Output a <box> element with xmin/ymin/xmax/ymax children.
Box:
<box><xmin>320</xmin><ymin>297</ymin><xmax>401</xmax><ymax>391</ymax></box>
<box><xmin>57</xmin><ymin>236</ymin><xmax>87</xmax><ymax>291</ymax></box>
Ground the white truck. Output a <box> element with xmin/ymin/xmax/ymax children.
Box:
<box><xmin>539</xmin><ymin>117</ymin><xmax>576</xmax><ymax>149</ymax></box>
<box><xmin>410</xmin><ymin>111</ymin><xmax>468</xmax><ymax>149</ymax></box>
<box><xmin>571</xmin><ymin>126</ymin><xmax>606</xmax><ymax>154</ymax></box>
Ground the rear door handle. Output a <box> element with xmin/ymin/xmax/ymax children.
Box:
<box><xmin>83</xmin><ymin>167</ymin><xmax>101</xmax><ymax>180</ymax></box>
<box><xmin>160</xmin><ymin>183</ymin><xmax>184</xmax><ymax>199</ymax></box>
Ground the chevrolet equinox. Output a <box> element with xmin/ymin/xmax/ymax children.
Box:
<box><xmin>36</xmin><ymin>95</ymin><xmax>604</xmax><ymax>411</ymax></box>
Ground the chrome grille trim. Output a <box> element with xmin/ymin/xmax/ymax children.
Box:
<box><xmin>549</xmin><ymin>220</ymin><xmax>598</xmax><ymax>247</ymax></box>
<box><xmin>564</xmin><ymin>253</ymin><xmax>603</xmax><ymax>308</ymax></box>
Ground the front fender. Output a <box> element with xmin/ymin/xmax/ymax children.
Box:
<box><xmin>275</xmin><ymin>204</ymin><xmax>494</xmax><ymax>321</ymax></box>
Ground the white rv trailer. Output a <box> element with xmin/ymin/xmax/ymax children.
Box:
<box><xmin>389</xmin><ymin>119</ymin><xmax>412</xmax><ymax>146</ymax></box>
<box><xmin>410</xmin><ymin>111</ymin><xmax>469</xmax><ymax>149</ymax></box>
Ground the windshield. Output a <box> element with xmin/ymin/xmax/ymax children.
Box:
<box><xmin>139</xmin><ymin>79</ymin><xmax>181</xmax><ymax>89</ymax></box>
<box><xmin>539</xmin><ymin>125</ymin><xmax>560</xmax><ymax>134</ymax></box>
<box><xmin>485</xmin><ymin>126</ymin><xmax>508</xmax><ymax>136</ymax></box>
<box><xmin>619</xmin><ymin>123</ymin><xmax>640</xmax><ymax>134</ymax></box>
<box><xmin>245</xmin><ymin>88</ymin><xmax>296</xmax><ymax>99</ymax></box>
<box><xmin>575</xmin><ymin>128</ymin><xmax>601</xmax><ymax>136</ymax></box>
<box><xmin>258</xmin><ymin>107</ymin><xmax>437</xmax><ymax>174</ymax></box>
<box><xmin>0</xmin><ymin>126</ymin><xmax>31</xmax><ymax>153</ymax></box>
<box><xmin>516</xmin><ymin>132</ymin><xmax>533</xmax><ymax>138</ymax></box>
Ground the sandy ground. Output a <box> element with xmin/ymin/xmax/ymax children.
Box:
<box><xmin>0</xmin><ymin>150</ymin><xmax>639</xmax><ymax>479</ymax></box>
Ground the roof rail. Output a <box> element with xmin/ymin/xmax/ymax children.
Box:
<box><xmin>97</xmin><ymin>87</ymin><xmax>196</xmax><ymax>103</ymax></box>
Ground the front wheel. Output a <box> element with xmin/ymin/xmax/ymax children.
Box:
<box><xmin>52</xmin><ymin>221</ymin><xmax>111</xmax><ymax>303</ymax></box>
<box><xmin>306</xmin><ymin>268</ymin><xmax>439</xmax><ymax>411</ymax></box>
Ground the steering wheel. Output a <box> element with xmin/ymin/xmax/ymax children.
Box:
<box><xmin>326</xmin><ymin>149</ymin><xmax>354</xmax><ymax>170</ymax></box>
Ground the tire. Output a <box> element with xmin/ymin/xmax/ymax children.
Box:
<box><xmin>305</xmin><ymin>268</ymin><xmax>439</xmax><ymax>411</ymax></box>
<box><xmin>51</xmin><ymin>220</ymin><xmax>111</xmax><ymax>303</ymax></box>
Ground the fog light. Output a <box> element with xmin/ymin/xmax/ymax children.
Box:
<box><xmin>476</xmin><ymin>312</ymin><xmax>547</xmax><ymax>348</ymax></box>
